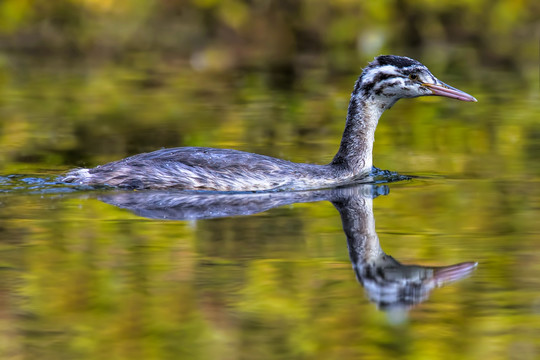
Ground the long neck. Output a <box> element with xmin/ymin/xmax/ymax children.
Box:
<box><xmin>331</xmin><ymin>191</ymin><xmax>384</xmax><ymax>265</ymax></box>
<box><xmin>331</xmin><ymin>91</ymin><xmax>385</xmax><ymax>176</ymax></box>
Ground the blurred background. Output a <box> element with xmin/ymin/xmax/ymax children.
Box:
<box><xmin>0</xmin><ymin>0</ymin><xmax>538</xmax><ymax>174</ymax></box>
<box><xmin>0</xmin><ymin>1</ymin><xmax>539</xmax><ymax>360</ymax></box>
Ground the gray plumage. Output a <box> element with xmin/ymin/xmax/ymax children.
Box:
<box><xmin>63</xmin><ymin>147</ymin><xmax>345</xmax><ymax>191</ymax></box>
<box><xmin>62</xmin><ymin>55</ymin><xmax>476</xmax><ymax>191</ymax></box>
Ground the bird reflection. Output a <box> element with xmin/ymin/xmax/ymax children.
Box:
<box><xmin>99</xmin><ymin>185</ymin><xmax>476</xmax><ymax>311</ymax></box>
<box><xmin>331</xmin><ymin>189</ymin><xmax>477</xmax><ymax>311</ymax></box>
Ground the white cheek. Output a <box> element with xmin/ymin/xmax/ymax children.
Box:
<box><xmin>393</xmin><ymin>79</ymin><xmax>409</xmax><ymax>95</ymax></box>
<box><xmin>363</xmin><ymin>66</ymin><xmax>400</xmax><ymax>83</ymax></box>
<box><xmin>374</xmin><ymin>78</ymin><xmax>408</xmax><ymax>97</ymax></box>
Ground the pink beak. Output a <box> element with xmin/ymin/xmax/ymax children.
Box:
<box><xmin>423</xmin><ymin>82</ymin><xmax>477</xmax><ymax>102</ymax></box>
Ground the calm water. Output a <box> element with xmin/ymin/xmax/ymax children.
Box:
<box><xmin>0</xmin><ymin>58</ymin><xmax>539</xmax><ymax>360</ymax></box>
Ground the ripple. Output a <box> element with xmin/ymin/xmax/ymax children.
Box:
<box><xmin>0</xmin><ymin>174</ymin><xmax>85</xmax><ymax>194</ymax></box>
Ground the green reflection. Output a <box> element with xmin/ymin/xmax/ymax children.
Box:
<box><xmin>1</xmin><ymin>177</ymin><xmax>538</xmax><ymax>359</ymax></box>
<box><xmin>0</xmin><ymin>1</ymin><xmax>539</xmax><ymax>359</ymax></box>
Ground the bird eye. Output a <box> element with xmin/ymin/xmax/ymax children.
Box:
<box><xmin>409</xmin><ymin>73</ymin><xmax>419</xmax><ymax>81</ymax></box>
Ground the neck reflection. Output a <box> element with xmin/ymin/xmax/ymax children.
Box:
<box><xmin>99</xmin><ymin>184</ymin><xmax>476</xmax><ymax>312</ymax></box>
<box><xmin>331</xmin><ymin>187</ymin><xmax>476</xmax><ymax>311</ymax></box>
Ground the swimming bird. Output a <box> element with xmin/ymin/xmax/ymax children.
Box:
<box><xmin>62</xmin><ymin>55</ymin><xmax>476</xmax><ymax>191</ymax></box>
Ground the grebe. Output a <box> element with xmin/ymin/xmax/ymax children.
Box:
<box><xmin>62</xmin><ymin>55</ymin><xmax>476</xmax><ymax>191</ymax></box>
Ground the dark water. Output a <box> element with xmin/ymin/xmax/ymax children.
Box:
<box><xmin>0</xmin><ymin>59</ymin><xmax>539</xmax><ymax>360</ymax></box>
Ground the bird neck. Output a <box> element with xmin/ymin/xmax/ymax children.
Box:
<box><xmin>331</xmin><ymin>94</ymin><xmax>385</xmax><ymax>176</ymax></box>
<box><xmin>331</xmin><ymin>190</ymin><xmax>384</xmax><ymax>263</ymax></box>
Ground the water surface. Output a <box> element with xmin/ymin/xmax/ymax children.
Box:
<box><xmin>0</xmin><ymin>58</ymin><xmax>539</xmax><ymax>360</ymax></box>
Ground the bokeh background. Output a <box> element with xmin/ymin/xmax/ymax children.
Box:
<box><xmin>0</xmin><ymin>1</ymin><xmax>539</xmax><ymax>360</ymax></box>
<box><xmin>0</xmin><ymin>0</ymin><xmax>538</xmax><ymax>173</ymax></box>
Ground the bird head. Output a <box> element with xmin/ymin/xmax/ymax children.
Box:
<box><xmin>356</xmin><ymin>55</ymin><xmax>477</xmax><ymax>110</ymax></box>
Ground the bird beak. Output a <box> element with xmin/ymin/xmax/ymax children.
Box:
<box><xmin>422</xmin><ymin>81</ymin><xmax>477</xmax><ymax>102</ymax></box>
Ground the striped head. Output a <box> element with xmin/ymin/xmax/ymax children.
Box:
<box><xmin>354</xmin><ymin>55</ymin><xmax>477</xmax><ymax>110</ymax></box>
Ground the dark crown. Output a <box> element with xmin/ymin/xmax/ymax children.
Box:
<box><xmin>374</xmin><ymin>55</ymin><xmax>422</xmax><ymax>69</ymax></box>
